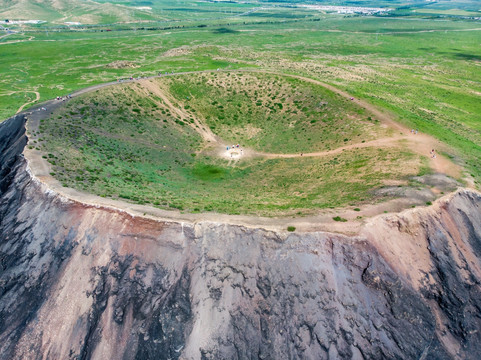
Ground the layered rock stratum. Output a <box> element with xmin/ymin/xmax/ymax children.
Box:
<box><xmin>1</xmin><ymin>114</ymin><xmax>480</xmax><ymax>359</ymax></box>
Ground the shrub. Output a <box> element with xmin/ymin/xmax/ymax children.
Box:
<box><xmin>287</xmin><ymin>226</ymin><xmax>296</xmax><ymax>232</ymax></box>
<box><xmin>333</xmin><ymin>216</ymin><xmax>347</xmax><ymax>222</ymax></box>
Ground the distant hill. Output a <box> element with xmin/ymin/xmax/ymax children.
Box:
<box><xmin>257</xmin><ymin>0</ymin><xmax>481</xmax><ymax>12</ymax></box>
<box><xmin>0</xmin><ymin>0</ymin><xmax>158</xmax><ymax>24</ymax></box>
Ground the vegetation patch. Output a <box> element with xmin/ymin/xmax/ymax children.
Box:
<box><xmin>105</xmin><ymin>60</ymin><xmax>139</xmax><ymax>69</ymax></box>
<box><xmin>192</xmin><ymin>163</ymin><xmax>228</xmax><ymax>181</ymax></box>
<box><xmin>161</xmin><ymin>72</ymin><xmax>390</xmax><ymax>153</ymax></box>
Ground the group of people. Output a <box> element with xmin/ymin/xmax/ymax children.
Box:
<box><xmin>158</xmin><ymin>71</ymin><xmax>174</xmax><ymax>77</ymax></box>
<box><xmin>227</xmin><ymin>144</ymin><xmax>241</xmax><ymax>151</ymax></box>
<box><xmin>226</xmin><ymin>144</ymin><xmax>243</xmax><ymax>158</ymax></box>
<box><xmin>410</xmin><ymin>129</ymin><xmax>437</xmax><ymax>159</ymax></box>
<box><xmin>56</xmin><ymin>94</ymin><xmax>72</xmax><ymax>101</ymax></box>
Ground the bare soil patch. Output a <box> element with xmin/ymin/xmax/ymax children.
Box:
<box><xmin>105</xmin><ymin>60</ymin><xmax>139</xmax><ymax>69</ymax></box>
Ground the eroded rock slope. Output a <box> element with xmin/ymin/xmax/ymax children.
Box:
<box><xmin>0</xmin><ymin>115</ymin><xmax>480</xmax><ymax>359</ymax></box>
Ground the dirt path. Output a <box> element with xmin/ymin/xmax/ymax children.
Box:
<box><xmin>261</xmin><ymin>136</ymin><xmax>404</xmax><ymax>159</ymax></box>
<box><xmin>138</xmin><ymin>79</ymin><xmax>218</xmax><ymax>144</ymax></box>
<box><xmin>247</xmin><ymin>69</ymin><xmax>461</xmax><ymax>178</ymax></box>
<box><xmin>216</xmin><ymin>135</ymin><xmax>406</xmax><ymax>162</ymax></box>
<box><xmin>0</xmin><ymin>35</ymin><xmax>35</xmax><ymax>46</ymax></box>
<box><xmin>16</xmin><ymin>91</ymin><xmax>40</xmax><ymax>114</ymax></box>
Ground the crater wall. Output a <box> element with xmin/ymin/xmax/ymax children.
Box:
<box><xmin>0</xmin><ymin>115</ymin><xmax>480</xmax><ymax>359</ymax></box>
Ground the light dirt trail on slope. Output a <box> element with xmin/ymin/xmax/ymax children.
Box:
<box><xmin>261</xmin><ymin>136</ymin><xmax>405</xmax><ymax>158</ymax></box>
<box><xmin>0</xmin><ymin>36</ymin><xmax>35</xmax><ymax>45</ymax></box>
<box><xmin>16</xmin><ymin>91</ymin><xmax>40</xmax><ymax>114</ymax></box>
<box><xmin>137</xmin><ymin>79</ymin><xmax>218</xmax><ymax>144</ymax></box>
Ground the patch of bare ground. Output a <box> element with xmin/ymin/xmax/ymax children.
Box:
<box><xmin>161</xmin><ymin>45</ymin><xmax>228</xmax><ymax>58</ymax></box>
<box><xmin>160</xmin><ymin>46</ymin><xmax>193</xmax><ymax>58</ymax></box>
<box><xmin>382</xmin><ymin>179</ymin><xmax>409</xmax><ymax>186</ymax></box>
<box><xmin>105</xmin><ymin>60</ymin><xmax>139</xmax><ymax>69</ymax></box>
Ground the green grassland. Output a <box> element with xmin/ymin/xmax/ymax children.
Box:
<box><xmin>412</xmin><ymin>9</ymin><xmax>481</xmax><ymax>16</ymax></box>
<box><xmin>32</xmin><ymin>77</ymin><xmax>424</xmax><ymax>215</ymax></box>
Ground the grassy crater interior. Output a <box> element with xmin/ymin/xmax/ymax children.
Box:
<box><xmin>33</xmin><ymin>72</ymin><xmax>427</xmax><ymax>216</ymax></box>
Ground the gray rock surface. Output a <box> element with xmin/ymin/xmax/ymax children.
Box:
<box><xmin>0</xmin><ymin>114</ymin><xmax>480</xmax><ymax>359</ymax></box>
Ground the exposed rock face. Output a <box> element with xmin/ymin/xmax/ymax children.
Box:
<box><xmin>0</xmin><ymin>114</ymin><xmax>480</xmax><ymax>359</ymax></box>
